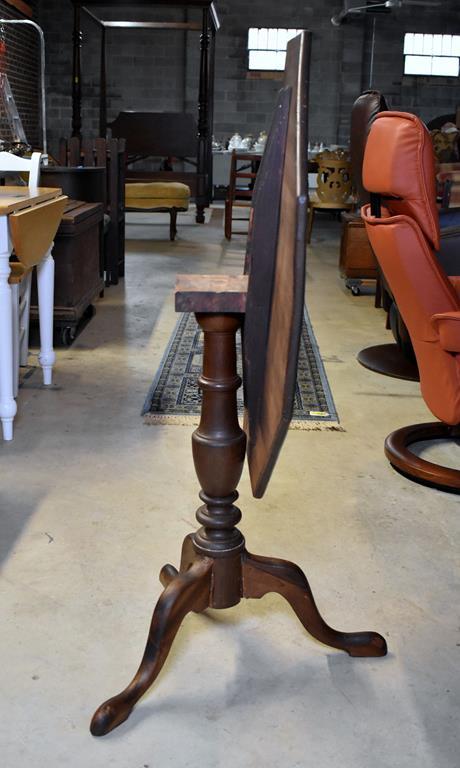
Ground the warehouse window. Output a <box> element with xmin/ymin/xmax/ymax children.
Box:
<box><xmin>247</xmin><ymin>28</ymin><xmax>302</xmax><ymax>71</ymax></box>
<box><xmin>404</xmin><ymin>33</ymin><xmax>460</xmax><ymax>76</ymax></box>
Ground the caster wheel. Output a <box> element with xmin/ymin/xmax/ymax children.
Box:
<box><xmin>351</xmin><ymin>285</ymin><xmax>361</xmax><ymax>296</ymax></box>
<box><xmin>61</xmin><ymin>327</ymin><xmax>75</xmax><ymax>347</ymax></box>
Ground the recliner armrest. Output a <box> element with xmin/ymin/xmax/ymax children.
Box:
<box><xmin>431</xmin><ymin>311</ymin><xmax>460</xmax><ymax>352</ymax></box>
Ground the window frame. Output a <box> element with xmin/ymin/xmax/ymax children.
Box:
<box><xmin>247</xmin><ymin>27</ymin><xmax>302</xmax><ymax>73</ymax></box>
<box><xmin>403</xmin><ymin>33</ymin><xmax>460</xmax><ymax>78</ymax></box>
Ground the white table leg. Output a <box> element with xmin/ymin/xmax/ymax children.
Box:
<box><xmin>19</xmin><ymin>270</ymin><xmax>32</xmax><ymax>366</ymax></box>
<box><xmin>0</xmin><ymin>215</ymin><xmax>16</xmax><ymax>440</ymax></box>
<box><xmin>11</xmin><ymin>282</ymin><xmax>19</xmax><ymax>398</ymax></box>
<box><xmin>37</xmin><ymin>246</ymin><xmax>55</xmax><ymax>386</ymax></box>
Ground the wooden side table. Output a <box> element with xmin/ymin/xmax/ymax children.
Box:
<box><xmin>90</xmin><ymin>33</ymin><xmax>386</xmax><ymax>739</ymax></box>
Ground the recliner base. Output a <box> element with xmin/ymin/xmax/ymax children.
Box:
<box><xmin>357</xmin><ymin>343</ymin><xmax>419</xmax><ymax>382</ymax></box>
<box><xmin>385</xmin><ymin>421</ymin><xmax>460</xmax><ymax>493</ymax></box>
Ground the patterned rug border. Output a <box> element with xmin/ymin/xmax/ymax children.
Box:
<box><xmin>142</xmin><ymin>308</ymin><xmax>342</xmax><ymax>431</ymax></box>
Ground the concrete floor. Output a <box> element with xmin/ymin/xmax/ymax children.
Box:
<box><xmin>1</xmin><ymin>210</ymin><xmax>459</xmax><ymax>768</ymax></box>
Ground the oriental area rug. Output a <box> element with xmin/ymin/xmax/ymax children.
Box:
<box><xmin>143</xmin><ymin>310</ymin><xmax>340</xmax><ymax>430</ymax></box>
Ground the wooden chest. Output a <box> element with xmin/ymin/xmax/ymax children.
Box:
<box><xmin>339</xmin><ymin>211</ymin><xmax>377</xmax><ymax>280</ymax></box>
<box><xmin>31</xmin><ymin>199</ymin><xmax>104</xmax><ymax>344</ymax></box>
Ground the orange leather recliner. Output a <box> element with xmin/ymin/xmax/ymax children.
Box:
<box><xmin>362</xmin><ymin>111</ymin><xmax>460</xmax><ymax>492</ymax></box>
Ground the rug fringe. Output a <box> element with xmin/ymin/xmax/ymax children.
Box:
<box><xmin>289</xmin><ymin>420</ymin><xmax>345</xmax><ymax>431</ymax></box>
<box><xmin>144</xmin><ymin>413</ymin><xmax>344</xmax><ymax>431</ymax></box>
<box><xmin>144</xmin><ymin>413</ymin><xmax>201</xmax><ymax>426</ymax></box>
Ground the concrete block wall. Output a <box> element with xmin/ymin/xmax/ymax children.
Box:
<box><xmin>37</xmin><ymin>0</ymin><xmax>73</xmax><ymax>157</ymax></box>
<box><xmin>212</xmin><ymin>1</ymin><xmax>343</xmax><ymax>144</ymax></box>
<box><xmin>362</xmin><ymin>6</ymin><xmax>460</xmax><ymax>127</ymax></box>
<box><xmin>0</xmin><ymin>0</ymin><xmax>40</xmax><ymax>149</ymax></box>
<box><xmin>37</xmin><ymin>0</ymin><xmax>460</xmax><ymax>157</ymax></box>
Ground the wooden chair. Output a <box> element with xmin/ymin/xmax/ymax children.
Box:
<box><xmin>430</xmin><ymin>128</ymin><xmax>459</xmax><ymax>164</ymax></box>
<box><xmin>224</xmin><ymin>151</ymin><xmax>261</xmax><ymax>239</ymax></box>
<box><xmin>307</xmin><ymin>149</ymin><xmax>354</xmax><ymax>243</ymax></box>
<box><xmin>339</xmin><ymin>90</ymin><xmax>388</xmax><ymax>295</ymax></box>
<box><xmin>58</xmin><ymin>137</ymin><xmax>126</xmax><ymax>286</ymax></box>
<box><xmin>436</xmin><ymin>163</ymin><xmax>460</xmax><ymax>210</ymax></box>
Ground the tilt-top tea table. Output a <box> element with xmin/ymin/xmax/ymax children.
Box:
<box><xmin>91</xmin><ymin>32</ymin><xmax>387</xmax><ymax>737</ymax></box>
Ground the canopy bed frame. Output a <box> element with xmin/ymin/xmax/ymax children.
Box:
<box><xmin>71</xmin><ymin>1</ymin><xmax>219</xmax><ymax>222</ymax></box>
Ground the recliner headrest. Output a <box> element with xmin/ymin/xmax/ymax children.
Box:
<box><xmin>350</xmin><ymin>90</ymin><xmax>388</xmax><ymax>207</ymax></box>
<box><xmin>362</xmin><ymin>111</ymin><xmax>440</xmax><ymax>251</ymax></box>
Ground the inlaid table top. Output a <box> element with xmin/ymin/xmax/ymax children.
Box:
<box><xmin>0</xmin><ymin>186</ymin><xmax>62</xmax><ymax>215</ymax></box>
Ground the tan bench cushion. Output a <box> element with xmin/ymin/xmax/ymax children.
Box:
<box><xmin>125</xmin><ymin>182</ymin><xmax>190</xmax><ymax>211</ymax></box>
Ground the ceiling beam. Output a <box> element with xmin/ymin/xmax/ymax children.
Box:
<box><xmin>101</xmin><ymin>20</ymin><xmax>201</xmax><ymax>30</ymax></box>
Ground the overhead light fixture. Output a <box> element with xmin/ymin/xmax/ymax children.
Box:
<box><xmin>331</xmin><ymin>0</ymin><xmax>440</xmax><ymax>27</ymax></box>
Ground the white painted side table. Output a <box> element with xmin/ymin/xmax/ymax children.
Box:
<box><xmin>0</xmin><ymin>186</ymin><xmax>64</xmax><ymax>440</ymax></box>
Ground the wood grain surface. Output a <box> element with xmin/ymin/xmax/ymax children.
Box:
<box><xmin>175</xmin><ymin>274</ymin><xmax>248</xmax><ymax>313</ymax></box>
<box><xmin>244</xmin><ymin>32</ymin><xmax>310</xmax><ymax>498</ymax></box>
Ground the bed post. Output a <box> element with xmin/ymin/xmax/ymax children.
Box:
<box><xmin>72</xmin><ymin>2</ymin><xmax>82</xmax><ymax>138</ymax></box>
<box><xmin>196</xmin><ymin>6</ymin><xmax>210</xmax><ymax>223</ymax></box>
<box><xmin>206</xmin><ymin>23</ymin><xmax>216</xmax><ymax>206</ymax></box>
<box><xmin>99</xmin><ymin>24</ymin><xmax>107</xmax><ymax>137</ymax></box>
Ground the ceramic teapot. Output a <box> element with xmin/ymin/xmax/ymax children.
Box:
<box><xmin>228</xmin><ymin>132</ymin><xmax>243</xmax><ymax>150</ymax></box>
<box><xmin>240</xmin><ymin>135</ymin><xmax>254</xmax><ymax>150</ymax></box>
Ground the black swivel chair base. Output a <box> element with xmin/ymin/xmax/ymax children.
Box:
<box><xmin>385</xmin><ymin>422</ymin><xmax>460</xmax><ymax>493</ymax></box>
<box><xmin>357</xmin><ymin>343</ymin><xmax>420</xmax><ymax>382</ymax></box>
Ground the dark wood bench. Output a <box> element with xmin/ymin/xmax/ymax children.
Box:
<box><xmin>57</xmin><ymin>136</ymin><xmax>126</xmax><ymax>286</ymax></box>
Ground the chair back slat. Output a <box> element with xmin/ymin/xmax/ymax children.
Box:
<box><xmin>58</xmin><ymin>138</ymin><xmax>68</xmax><ymax>167</ymax></box>
<box><xmin>95</xmin><ymin>138</ymin><xmax>107</xmax><ymax>167</ymax></box>
<box><xmin>0</xmin><ymin>150</ymin><xmax>41</xmax><ymax>187</ymax></box>
<box><xmin>68</xmin><ymin>137</ymin><xmax>81</xmax><ymax>166</ymax></box>
<box><xmin>82</xmin><ymin>138</ymin><xmax>94</xmax><ymax>167</ymax></box>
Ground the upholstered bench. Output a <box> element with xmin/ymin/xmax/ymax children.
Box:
<box><xmin>125</xmin><ymin>182</ymin><xmax>191</xmax><ymax>241</ymax></box>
